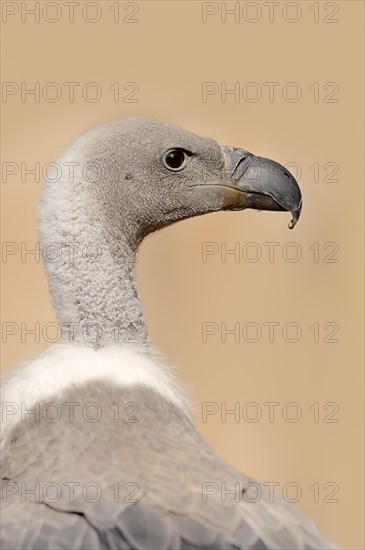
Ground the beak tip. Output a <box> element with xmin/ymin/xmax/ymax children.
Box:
<box><xmin>288</xmin><ymin>199</ymin><xmax>302</xmax><ymax>229</ymax></box>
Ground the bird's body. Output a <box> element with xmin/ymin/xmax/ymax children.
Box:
<box><xmin>1</xmin><ymin>118</ymin><xmax>338</xmax><ymax>549</ymax></box>
<box><xmin>1</xmin><ymin>344</ymin><xmax>336</xmax><ymax>550</ymax></box>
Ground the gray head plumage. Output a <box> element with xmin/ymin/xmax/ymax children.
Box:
<box><xmin>38</xmin><ymin>117</ymin><xmax>302</xmax><ymax>347</ymax></box>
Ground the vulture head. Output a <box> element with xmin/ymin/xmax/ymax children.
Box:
<box><xmin>38</xmin><ymin>117</ymin><xmax>302</xmax><ymax>345</ymax></box>
<box><xmin>45</xmin><ymin>117</ymin><xmax>301</xmax><ymax>241</ymax></box>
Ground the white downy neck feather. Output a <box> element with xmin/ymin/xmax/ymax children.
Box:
<box><xmin>1</xmin><ymin>343</ymin><xmax>189</xmax><ymax>451</ymax></box>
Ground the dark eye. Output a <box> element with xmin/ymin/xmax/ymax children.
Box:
<box><xmin>163</xmin><ymin>149</ymin><xmax>188</xmax><ymax>171</ymax></box>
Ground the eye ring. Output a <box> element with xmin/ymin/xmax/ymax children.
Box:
<box><xmin>162</xmin><ymin>149</ymin><xmax>188</xmax><ymax>172</ymax></box>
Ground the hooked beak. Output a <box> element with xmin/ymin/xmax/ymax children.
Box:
<box><xmin>222</xmin><ymin>146</ymin><xmax>302</xmax><ymax>229</ymax></box>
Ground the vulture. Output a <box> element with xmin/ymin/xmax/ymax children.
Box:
<box><xmin>1</xmin><ymin>118</ymin><xmax>339</xmax><ymax>550</ymax></box>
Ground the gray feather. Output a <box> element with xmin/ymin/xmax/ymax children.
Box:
<box><xmin>1</xmin><ymin>382</ymin><xmax>338</xmax><ymax>550</ymax></box>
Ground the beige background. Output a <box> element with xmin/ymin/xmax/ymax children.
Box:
<box><xmin>1</xmin><ymin>1</ymin><xmax>364</xmax><ymax>548</ymax></box>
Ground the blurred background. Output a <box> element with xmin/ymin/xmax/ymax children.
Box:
<box><xmin>1</xmin><ymin>1</ymin><xmax>364</xmax><ymax>548</ymax></box>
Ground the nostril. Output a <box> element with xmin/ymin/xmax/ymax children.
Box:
<box><xmin>223</xmin><ymin>145</ymin><xmax>254</xmax><ymax>180</ymax></box>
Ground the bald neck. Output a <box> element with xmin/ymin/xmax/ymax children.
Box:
<box><xmin>74</xmin><ymin>234</ymin><xmax>147</xmax><ymax>347</ymax></box>
<box><xmin>39</xmin><ymin>169</ymin><xmax>148</xmax><ymax>349</ymax></box>
<box><xmin>50</xmin><ymin>227</ymin><xmax>147</xmax><ymax>347</ymax></box>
